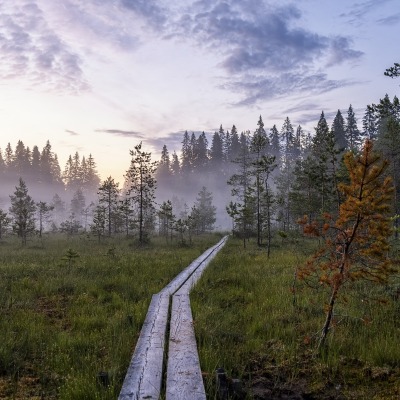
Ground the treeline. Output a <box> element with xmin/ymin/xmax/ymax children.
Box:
<box><xmin>0</xmin><ymin>93</ymin><xmax>398</xmax><ymax>246</ymax></box>
<box><xmin>0</xmin><ymin>142</ymin><xmax>217</xmax><ymax>245</ymax></box>
<box><xmin>0</xmin><ymin>140</ymin><xmax>101</xmax><ymax>202</ymax></box>
<box><xmin>155</xmin><ymin>94</ymin><xmax>400</xmax><ymax>247</ymax></box>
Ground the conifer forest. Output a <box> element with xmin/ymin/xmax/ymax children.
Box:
<box><xmin>0</xmin><ymin>93</ymin><xmax>399</xmax><ymax>245</ymax></box>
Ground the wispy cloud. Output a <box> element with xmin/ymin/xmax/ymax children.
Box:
<box><xmin>339</xmin><ymin>0</ymin><xmax>394</xmax><ymax>24</ymax></box>
<box><xmin>222</xmin><ymin>72</ymin><xmax>358</xmax><ymax>106</ymax></box>
<box><xmin>376</xmin><ymin>13</ymin><xmax>400</xmax><ymax>25</ymax></box>
<box><xmin>65</xmin><ymin>129</ymin><xmax>79</xmax><ymax>136</ymax></box>
<box><xmin>95</xmin><ymin>129</ymin><xmax>145</xmax><ymax>139</ymax></box>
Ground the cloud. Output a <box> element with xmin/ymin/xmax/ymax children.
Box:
<box><xmin>222</xmin><ymin>71</ymin><xmax>357</xmax><ymax>106</ymax></box>
<box><xmin>326</xmin><ymin>36</ymin><xmax>363</xmax><ymax>66</ymax></box>
<box><xmin>170</xmin><ymin>1</ymin><xmax>361</xmax><ymax>75</ymax></box>
<box><xmin>339</xmin><ymin>0</ymin><xmax>393</xmax><ymax>24</ymax></box>
<box><xmin>65</xmin><ymin>129</ymin><xmax>79</xmax><ymax>136</ymax></box>
<box><xmin>95</xmin><ymin>129</ymin><xmax>145</xmax><ymax>139</ymax></box>
<box><xmin>0</xmin><ymin>1</ymin><xmax>88</xmax><ymax>93</ymax></box>
<box><xmin>163</xmin><ymin>0</ymin><xmax>363</xmax><ymax>105</ymax></box>
<box><xmin>376</xmin><ymin>13</ymin><xmax>400</xmax><ymax>25</ymax></box>
<box><xmin>283</xmin><ymin>102</ymin><xmax>322</xmax><ymax>115</ymax></box>
<box><xmin>119</xmin><ymin>0</ymin><xmax>168</xmax><ymax>29</ymax></box>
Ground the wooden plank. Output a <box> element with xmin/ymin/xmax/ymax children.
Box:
<box><xmin>118</xmin><ymin>293</ymin><xmax>169</xmax><ymax>400</ymax></box>
<box><xmin>166</xmin><ymin>236</ymin><xmax>228</xmax><ymax>400</ymax></box>
<box><xmin>166</xmin><ymin>293</ymin><xmax>206</xmax><ymax>400</ymax></box>
<box><xmin>161</xmin><ymin>236</ymin><xmax>228</xmax><ymax>296</ymax></box>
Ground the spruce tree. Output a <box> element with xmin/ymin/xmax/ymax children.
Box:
<box><xmin>9</xmin><ymin>178</ymin><xmax>36</xmax><ymax>245</ymax></box>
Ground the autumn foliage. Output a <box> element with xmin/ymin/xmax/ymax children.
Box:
<box><xmin>298</xmin><ymin>139</ymin><xmax>395</xmax><ymax>347</ymax></box>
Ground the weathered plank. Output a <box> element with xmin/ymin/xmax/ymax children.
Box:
<box><xmin>166</xmin><ymin>293</ymin><xmax>206</xmax><ymax>400</ymax></box>
<box><xmin>118</xmin><ymin>293</ymin><xmax>169</xmax><ymax>400</ymax></box>
<box><xmin>166</xmin><ymin>236</ymin><xmax>228</xmax><ymax>400</ymax></box>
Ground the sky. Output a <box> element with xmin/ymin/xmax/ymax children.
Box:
<box><xmin>0</xmin><ymin>0</ymin><xmax>399</xmax><ymax>184</ymax></box>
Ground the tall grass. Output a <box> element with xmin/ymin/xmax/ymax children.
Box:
<box><xmin>0</xmin><ymin>232</ymin><xmax>222</xmax><ymax>399</ymax></box>
<box><xmin>191</xmin><ymin>236</ymin><xmax>400</xmax><ymax>399</ymax></box>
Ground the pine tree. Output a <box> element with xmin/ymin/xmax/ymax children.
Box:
<box><xmin>298</xmin><ymin>139</ymin><xmax>395</xmax><ymax>348</ymax></box>
<box><xmin>98</xmin><ymin>176</ymin><xmax>120</xmax><ymax>236</ymax></box>
<box><xmin>30</xmin><ymin>146</ymin><xmax>41</xmax><ymax>184</ymax></box>
<box><xmin>193</xmin><ymin>186</ymin><xmax>216</xmax><ymax>233</ymax></box>
<box><xmin>180</xmin><ymin>131</ymin><xmax>191</xmax><ymax>175</ymax></box>
<box><xmin>85</xmin><ymin>154</ymin><xmax>101</xmax><ymax>196</ymax></box>
<box><xmin>157</xmin><ymin>145</ymin><xmax>171</xmax><ymax>181</ymax></box>
<box><xmin>36</xmin><ymin>201</ymin><xmax>54</xmax><ymax>237</ymax></box>
<box><xmin>345</xmin><ymin>105</ymin><xmax>361</xmax><ymax>151</ymax></box>
<box><xmin>269</xmin><ymin>125</ymin><xmax>281</xmax><ymax>163</ymax></box>
<box><xmin>362</xmin><ymin>105</ymin><xmax>377</xmax><ymax>140</ymax></box>
<box><xmin>331</xmin><ymin>110</ymin><xmax>347</xmax><ymax>151</ymax></box>
<box><xmin>230</xmin><ymin>125</ymin><xmax>241</xmax><ymax>161</ymax></box>
<box><xmin>51</xmin><ymin>193</ymin><xmax>66</xmax><ymax>228</ymax></box>
<box><xmin>91</xmin><ymin>205</ymin><xmax>106</xmax><ymax>242</ymax></box>
<box><xmin>9</xmin><ymin>178</ymin><xmax>36</xmax><ymax>245</ymax></box>
<box><xmin>227</xmin><ymin>133</ymin><xmax>255</xmax><ymax>247</ymax></box>
<box><xmin>40</xmin><ymin>140</ymin><xmax>56</xmax><ymax>184</ymax></box>
<box><xmin>158</xmin><ymin>200</ymin><xmax>175</xmax><ymax>240</ymax></box>
<box><xmin>70</xmin><ymin>189</ymin><xmax>86</xmax><ymax>225</ymax></box>
<box><xmin>4</xmin><ymin>143</ymin><xmax>13</xmax><ymax>169</ymax></box>
<box><xmin>210</xmin><ymin>132</ymin><xmax>224</xmax><ymax>168</ymax></box>
<box><xmin>126</xmin><ymin>142</ymin><xmax>157</xmax><ymax>244</ymax></box>
<box><xmin>0</xmin><ymin>210</ymin><xmax>11</xmax><ymax>239</ymax></box>
<box><xmin>311</xmin><ymin>112</ymin><xmax>340</xmax><ymax>214</ymax></box>
<box><xmin>0</xmin><ymin>150</ymin><xmax>5</xmax><ymax>179</ymax></box>
<box><xmin>257</xmin><ymin>155</ymin><xmax>277</xmax><ymax>257</ymax></box>
<box><xmin>193</xmin><ymin>132</ymin><xmax>208</xmax><ymax>170</ymax></box>
<box><xmin>250</xmin><ymin>119</ymin><xmax>269</xmax><ymax>245</ymax></box>
<box><xmin>13</xmin><ymin>140</ymin><xmax>30</xmax><ymax>177</ymax></box>
<box><xmin>281</xmin><ymin>116</ymin><xmax>295</xmax><ymax>166</ymax></box>
<box><xmin>384</xmin><ymin>62</ymin><xmax>400</xmax><ymax>78</ymax></box>
<box><xmin>171</xmin><ymin>151</ymin><xmax>180</xmax><ymax>176</ymax></box>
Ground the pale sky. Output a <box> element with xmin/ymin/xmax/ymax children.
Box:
<box><xmin>0</xmin><ymin>0</ymin><xmax>399</xmax><ymax>183</ymax></box>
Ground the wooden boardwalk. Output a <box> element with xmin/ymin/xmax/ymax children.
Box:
<box><xmin>118</xmin><ymin>236</ymin><xmax>228</xmax><ymax>400</ymax></box>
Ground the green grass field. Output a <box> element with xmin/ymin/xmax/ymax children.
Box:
<box><xmin>0</xmin><ymin>233</ymin><xmax>222</xmax><ymax>399</ymax></box>
<box><xmin>1</xmin><ymin>233</ymin><xmax>399</xmax><ymax>399</ymax></box>
<box><xmin>191</xmin><ymin>236</ymin><xmax>400</xmax><ymax>399</ymax></box>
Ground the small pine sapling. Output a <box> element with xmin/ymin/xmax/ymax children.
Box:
<box><xmin>298</xmin><ymin>139</ymin><xmax>395</xmax><ymax>348</ymax></box>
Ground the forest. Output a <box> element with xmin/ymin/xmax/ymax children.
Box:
<box><xmin>0</xmin><ymin>92</ymin><xmax>399</xmax><ymax>247</ymax></box>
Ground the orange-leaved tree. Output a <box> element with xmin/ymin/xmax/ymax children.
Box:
<box><xmin>298</xmin><ymin>139</ymin><xmax>395</xmax><ymax>348</ymax></box>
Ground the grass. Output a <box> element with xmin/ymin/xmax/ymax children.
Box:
<box><xmin>1</xmin><ymin>232</ymin><xmax>399</xmax><ymax>399</ymax></box>
<box><xmin>191</xmin><ymin>236</ymin><xmax>400</xmax><ymax>399</ymax></box>
<box><xmin>0</xmin><ymin>232</ymin><xmax>223</xmax><ymax>399</ymax></box>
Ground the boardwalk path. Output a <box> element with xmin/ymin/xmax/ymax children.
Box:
<box><xmin>118</xmin><ymin>236</ymin><xmax>228</xmax><ymax>400</ymax></box>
